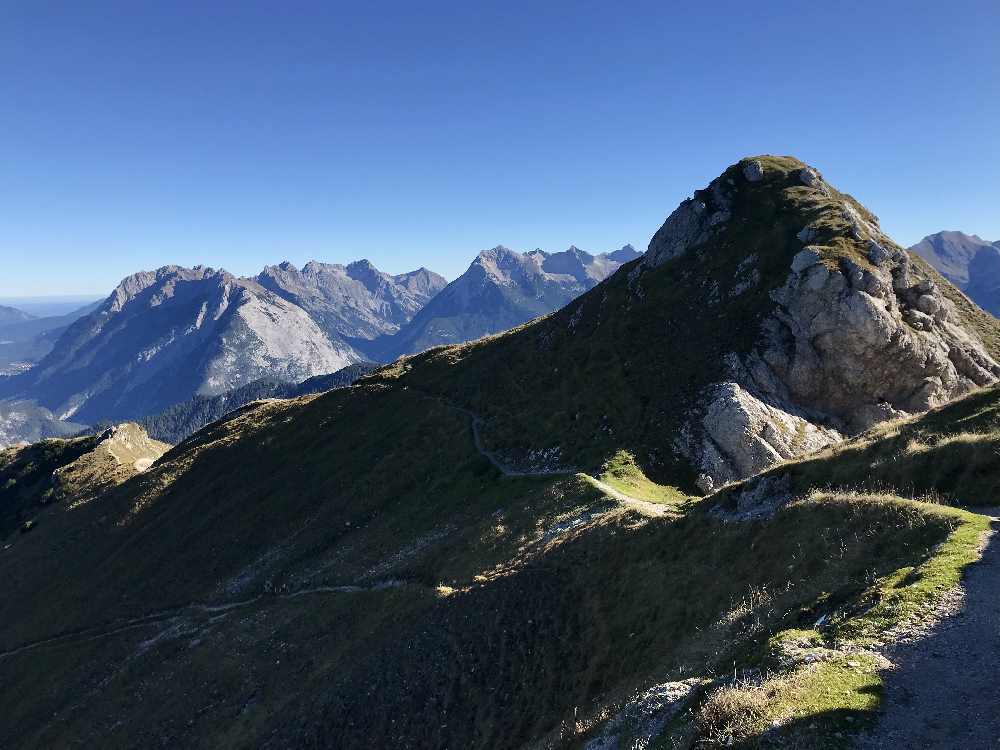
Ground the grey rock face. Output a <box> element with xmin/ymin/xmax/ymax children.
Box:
<box><xmin>257</xmin><ymin>260</ymin><xmax>446</xmax><ymax>341</ymax></box>
<box><xmin>743</xmin><ymin>159</ymin><xmax>764</xmax><ymax>182</ymax></box>
<box><xmin>868</xmin><ymin>240</ymin><xmax>891</xmax><ymax>266</ymax></box>
<box><xmin>645</xmin><ymin>181</ymin><xmax>733</xmax><ymax>269</ymax></box>
<box><xmin>679</xmin><ymin>381</ymin><xmax>843</xmax><ymax>492</ymax></box>
<box><xmin>798</xmin><ymin>167</ymin><xmax>821</xmax><ymax>187</ymax></box>
<box><xmin>7</xmin><ymin>266</ymin><xmax>364</xmax><ymax>426</ymax></box>
<box><xmin>756</xmin><ymin>242</ymin><xmax>999</xmax><ymax>432</ymax></box>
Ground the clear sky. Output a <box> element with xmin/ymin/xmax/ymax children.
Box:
<box><xmin>1</xmin><ymin>1</ymin><xmax>998</xmax><ymax>296</ymax></box>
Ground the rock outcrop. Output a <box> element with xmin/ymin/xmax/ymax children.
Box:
<box><xmin>645</xmin><ymin>157</ymin><xmax>1000</xmax><ymax>491</ymax></box>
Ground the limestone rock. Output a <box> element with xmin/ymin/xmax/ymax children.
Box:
<box><xmin>677</xmin><ymin>381</ymin><xmax>842</xmax><ymax>491</ymax></box>
<box><xmin>743</xmin><ymin>159</ymin><xmax>764</xmax><ymax>182</ymax></box>
<box><xmin>797</xmin><ymin>226</ymin><xmax>819</xmax><ymax>244</ymax></box>
<box><xmin>791</xmin><ymin>249</ymin><xmax>822</xmax><ymax>273</ymax></box>
<box><xmin>868</xmin><ymin>240</ymin><xmax>891</xmax><ymax>266</ymax></box>
<box><xmin>915</xmin><ymin>294</ymin><xmax>941</xmax><ymax>316</ymax></box>
<box><xmin>799</xmin><ymin>167</ymin><xmax>822</xmax><ymax>187</ymax></box>
<box><xmin>645</xmin><ymin>184</ymin><xmax>734</xmax><ymax>268</ymax></box>
<box><xmin>665</xmin><ymin>159</ymin><xmax>1000</xmax><ymax>491</ymax></box>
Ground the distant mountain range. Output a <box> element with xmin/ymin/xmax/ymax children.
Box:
<box><xmin>910</xmin><ymin>231</ymin><xmax>1000</xmax><ymax>316</ymax></box>
<box><xmin>0</xmin><ymin>305</ymin><xmax>34</xmax><ymax>327</ymax></box>
<box><xmin>377</xmin><ymin>244</ymin><xmax>641</xmax><ymax>358</ymax></box>
<box><xmin>3</xmin><ymin>265</ymin><xmax>364</xmax><ymax>426</ymax></box>
<box><xmin>0</xmin><ymin>245</ymin><xmax>637</xmax><ymax>445</ymax></box>
<box><xmin>0</xmin><ymin>300</ymin><xmax>102</xmax><ymax>375</ymax></box>
<box><xmin>256</xmin><ymin>260</ymin><xmax>447</xmax><ymax>349</ymax></box>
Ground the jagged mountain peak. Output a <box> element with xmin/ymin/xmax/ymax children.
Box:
<box><xmin>9</xmin><ymin>263</ymin><xmax>360</xmax><ymax>425</ymax></box>
<box><xmin>346</xmin><ymin>258</ymin><xmax>378</xmax><ymax>271</ymax></box>
<box><xmin>104</xmin><ymin>264</ymin><xmax>237</xmax><ymax>314</ymax></box>
<box><xmin>255</xmin><ymin>257</ymin><xmax>446</xmax><ymax>346</ymax></box>
<box><xmin>607</xmin><ymin>243</ymin><xmax>641</xmax><ymax>262</ymax></box>
<box><xmin>910</xmin><ymin>230</ymin><xmax>1000</xmax><ymax>316</ymax></box>
<box><xmin>379</xmin><ymin>242</ymin><xmax>642</xmax><ymax>359</ymax></box>
<box><xmin>475</xmin><ymin>245</ymin><xmax>521</xmax><ymax>263</ymax></box>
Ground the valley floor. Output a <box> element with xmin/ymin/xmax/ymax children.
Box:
<box><xmin>862</xmin><ymin>507</ymin><xmax>1000</xmax><ymax>749</ymax></box>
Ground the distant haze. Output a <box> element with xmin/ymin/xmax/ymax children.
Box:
<box><xmin>0</xmin><ymin>296</ymin><xmax>104</xmax><ymax>318</ymax></box>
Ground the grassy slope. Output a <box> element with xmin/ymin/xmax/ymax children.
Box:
<box><xmin>2</xmin><ymin>157</ymin><xmax>1000</xmax><ymax>747</ymax></box>
<box><xmin>685</xmin><ymin>385</ymin><xmax>1000</xmax><ymax>748</ymax></box>
<box><xmin>0</xmin><ymin>433</ymin><xmax>101</xmax><ymax>536</ymax></box>
<box><xmin>0</xmin><ymin>379</ymin><xmax>993</xmax><ymax>748</ymax></box>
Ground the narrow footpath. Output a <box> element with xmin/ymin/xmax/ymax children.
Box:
<box><xmin>860</xmin><ymin>508</ymin><xmax>1000</xmax><ymax>749</ymax></box>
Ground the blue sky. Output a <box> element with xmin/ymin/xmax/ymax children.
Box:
<box><xmin>1</xmin><ymin>1</ymin><xmax>998</xmax><ymax>296</ymax></box>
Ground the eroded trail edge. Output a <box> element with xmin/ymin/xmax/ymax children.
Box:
<box><xmin>861</xmin><ymin>507</ymin><xmax>1000</xmax><ymax>750</ymax></box>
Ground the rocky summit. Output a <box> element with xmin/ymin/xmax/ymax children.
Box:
<box><xmin>3</xmin><ymin>157</ymin><xmax>1000</xmax><ymax>750</ymax></box>
<box><xmin>644</xmin><ymin>158</ymin><xmax>1000</xmax><ymax>490</ymax></box>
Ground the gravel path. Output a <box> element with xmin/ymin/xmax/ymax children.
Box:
<box><xmin>860</xmin><ymin>507</ymin><xmax>1000</xmax><ymax>749</ymax></box>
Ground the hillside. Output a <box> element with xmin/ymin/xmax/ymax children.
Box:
<box><xmin>911</xmin><ymin>231</ymin><xmax>1000</xmax><ymax>316</ymax></box>
<box><xmin>2</xmin><ymin>156</ymin><xmax>1000</xmax><ymax>749</ymax></box>
<box><xmin>134</xmin><ymin>362</ymin><xmax>377</xmax><ymax>444</ymax></box>
<box><xmin>391</xmin><ymin>158</ymin><xmax>1000</xmax><ymax>492</ymax></box>
<box><xmin>378</xmin><ymin>244</ymin><xmax>641</xmax><ymax>358</ymax></box>
<box><xmin>0</xmin><ymin>422</ymin><xmax>167</xmax><ymax>538</ymax></box>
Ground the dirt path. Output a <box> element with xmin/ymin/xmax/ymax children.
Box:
<box><xmin>860</xmin><ymin>507</ymin><xmax>1000</xmax><ymax>749</ymax></box>
<box><xmin>439</xmin><ymin>399</ymin><xmax>576</xmax><ymax>478</ymax></box>
<box><xmin>0</xmin><ymin>580</ymin><xmax>406</xmax><ymax>662</ymax></box>
<box><xmin>439</xmin><ymin>398</ymin><xmax>659</xmax><ymax>510</ymax></box>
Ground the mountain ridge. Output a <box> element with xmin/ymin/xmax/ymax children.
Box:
<box><xmin>3</xmin><ymin>155</ymin><xmax>1000</xmax><ymax>747</ymax></box>
<box><xmin>377</xmin><ymin>243</ymin><xmax>641</xmax><ymax>358</ymax></box>
<box><xmin>910</xmin><ymin>230</ymin><xmax>1000</xmax><ymax>316</ymax></box>
<box><xmin>0</xmin><ymin>305</ymin><xmax>34</xmax><ymax>327</ymax></box>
